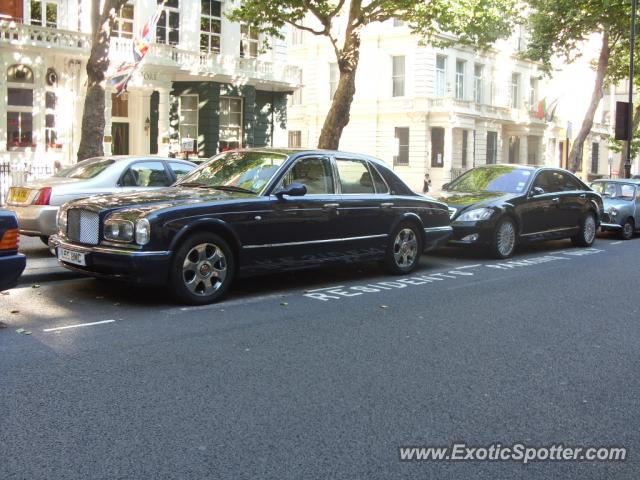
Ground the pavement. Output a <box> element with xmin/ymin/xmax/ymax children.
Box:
<box><xmin>1</xmin><ymin>233</ymin><xmax>639</xmax><ymax>479</ymax></box>
<box><xmin>18</xmin><ymin>235</ymin><xmax>80</xmax><ymax>285</ymax></box>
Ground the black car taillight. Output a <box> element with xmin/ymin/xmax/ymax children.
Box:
<box><xmin>0</xmin><ymin>228</ymin><xmax>19</xmax><ymax>251</ymax></box>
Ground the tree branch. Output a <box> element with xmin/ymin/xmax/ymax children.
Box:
<box><xmin>328</xmin><ymin>0</ymin><xmax>346</xmax><ymax>19</ymax></box>
<box><xmin>285</xmin><ymin>20</ymin><xmax>326</xmax><ymax>36</ymax></box>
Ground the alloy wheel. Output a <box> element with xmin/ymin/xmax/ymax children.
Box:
<box><xmin>583</xmin><ymin>215</ymin><xmax>596</xmax><ymax>244</ymax></box>
<box><xmin>393</xmin><ymin>228</ymin><xmax>418</xmax><ymax>268</ymax></box>
<box><xmin>182</xmin><ymin>242</ymin><xmax>227</xmax><ymax>296</ymax></box>
<box><xmin>623</xmin><ymin>221</ymin><xmax>634</xmax><ymax>239</ymax></box>
<box><xmin>497</xmin><ymin>220</ymin><xmax>516</xmax><ymax>257</ymax></box>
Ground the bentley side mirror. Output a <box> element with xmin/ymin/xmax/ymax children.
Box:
<box><xmin>531</xmin><ymin>186</ymin><xmax>545</xmax><ymax>196</ymax></box>
<box><xmin>275</xmin><ymin>182</ymin><xmax>307</xmax><ymax>199</ymax></box>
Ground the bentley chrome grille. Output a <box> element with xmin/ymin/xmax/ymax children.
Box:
<box><xmin>66</xmin><ymin>209</ymin><xmax>100</xmax><ymax>245</ymax></box>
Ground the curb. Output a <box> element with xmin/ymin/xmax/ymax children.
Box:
<box><xmin>17</xmin><ymin>270</ymin><xmax>84</xmax><ymax>286</ymax></box>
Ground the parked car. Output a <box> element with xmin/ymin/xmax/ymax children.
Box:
<box><xmin>437</xmin><ymin>165</ymin><xmax>603</xmax><ymax>258</ymax></box>
<box><xmin>49</xmin><ymin>149</ymin><xmax>452</xmax><ymax>304</ymax></box>
<box><xmin>0</xmin><ymin>210</ymin><xmax>26</xmax><ymax>291</ymax></box>
<box><xmin>6</xmin><ymin>156</ymin><xmax>196</xmax><ymax>244</ymax></box>
<box><xmin>591</xmin><ymin>179</ymin><xmax>640</xmax><ymax>239</ymax></box>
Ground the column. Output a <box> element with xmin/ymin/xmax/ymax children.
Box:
<box><xmin>138</xmin><ymin>91</ymin><xmax>152</xmax><ymax>155</ymax></box>
<box><xmin>157</xmin><ymin>87</ymin><xmax>171</xmax><ymax>157</ymax></box>
<box><xmin>444</xmin><ymin>126</ymin><xmax>454</xmax><ymax>181</ymax></box>
<box><xmin>520</xmin><ymin>134</ymin><xmax>528</xmax><ymax>165</ymax></box>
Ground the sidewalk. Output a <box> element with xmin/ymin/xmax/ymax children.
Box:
<box><xmin>18</xmin><ymin>235</ymin><xmax>81</xmax><ymax>285</ymax></box>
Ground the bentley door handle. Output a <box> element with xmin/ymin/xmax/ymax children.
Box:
<box><xmin>323</xmin><ymin>203</ymin><xmax>340</xmax><ymax>209</ymax></box>
<box><xmin>551</xmin><ymin>197</ymin><xmax>560</xmax><ymax>204</ymax></box>
<box><xmin>380</xmin><ymin>202</ymin><xmax>394</xmax><ymax>209</ymax></box>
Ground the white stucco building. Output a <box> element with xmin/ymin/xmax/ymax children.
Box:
<box><xmin>286</xmin><ymin>20</ymin><xmax>619</xmax><ymax>192</ymax></box>
<box><xmin>0</xmin><ymin>0</ymin><xmax>300</xmax><ymax>202</ymax></box>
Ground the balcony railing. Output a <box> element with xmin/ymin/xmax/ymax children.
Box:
<box><xmin>428</xmin><ymin>97</ymin><xmax>511</xmax><ymax>116</ymax></box>
<box><xmin>0</xmin><ymin>20</ymin><xmax>90</xmax><ymax>53</ymax></box>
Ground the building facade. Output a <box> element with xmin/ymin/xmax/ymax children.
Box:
<box><xmin>0</xmin><ymin>0</ymin><xmax>299</xmax><ymax>192</ymax></box>
<box><xmin>287</xmin><ymin>20</ymin><xmax>618</xmax><ymax>192</ymax></box>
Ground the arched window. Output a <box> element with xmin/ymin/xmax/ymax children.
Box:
<box><xmin>7</xmin><ymin>65</ymin><xmax>34</xmax><ymax>149</ymax></box>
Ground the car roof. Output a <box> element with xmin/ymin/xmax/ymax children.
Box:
<box><xmin>103</xmin><ymin>155</ymin><xmax>190</xmax><ymax>163</ymax></box>
<box><xmin>223</xmin><ymin>147</ymin><xmax>390</xmax><ymax>167</ymax></box>
<box><xmin>474</xmin><ymin>164</ymin><xmax>540</xmax><ymax>171</ymax></box>
<box><xmin>592</xmin><ymin>178</ymin><xmax>640</xmax><ymax>183</ymax></box>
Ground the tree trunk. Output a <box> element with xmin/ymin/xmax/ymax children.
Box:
<box><xmin>77</xmin><ymin>0</ymin><xmax>126</xmax><ymax>161</ymax></box>
<box><xmin>618</xmin><ymin>104</ymin><xmax>640</xmax><ymax>177</ymax></box>
<box><xmin>567</xmin><ymin>32</ymin><xmax>610</xmax><ymax>172</ymax></box>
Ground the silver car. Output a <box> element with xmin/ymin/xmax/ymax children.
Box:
<box><xmin>6</xmin><ymin>156</ymin><xmax>196</xmax><ymax>243</ymax></box>
<box><xmin>591</xmin><ymin>179</ymin><xmax>640</xmax><ymax>240</ymax></box>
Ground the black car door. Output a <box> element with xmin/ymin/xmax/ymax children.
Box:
<box><xmin>333</xmin><ymin>157</ymin><xmax>395</xmax><ymax>249</ymax></box>
<box><xmin>242</xmin><ymin>155</ymin><xmax>340</xmax><ymax>269</ymax></box>
<box><xmin>520</xmin><ymin>170</ymin><xmax>564</xmax><ymax>235</ymax></box>
<box><xmin>553</xmin><ymin>170</ymin><xmax>589</xmax><ymax>230</ymax></box>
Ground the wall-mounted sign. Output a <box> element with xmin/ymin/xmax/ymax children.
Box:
<box><xmin>181</xmin><ymin>137</ymin><xmax>196</xmax><ymax>153</ymax></box>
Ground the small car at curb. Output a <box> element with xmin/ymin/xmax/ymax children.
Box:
<box><xmin>591</xmin><ymin>179</ymin><xmax>640</xmax><ymax>240</ymax></box>
<box><xmin>7</xmin><ymin>156</ymin><xmax>196</xmax><ymax>245</ymax></box>
<box><xmin>49</xmin><ymin>149</ymin><xmax>452</xmax><ymax>305</ymax></box>
<box><xmin>0</xmin><ymin>210</ymin><xmax>26</xmax><ymax>291</ymax></box>
<box><xmin>437</xmin><ymin>165</ymin><xmax>603</xmax><ymax>258</ymax></box>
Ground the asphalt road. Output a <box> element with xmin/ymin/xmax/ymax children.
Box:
<box><xmin>1</xmin><ymin>234</ymin><xmax>639</xmax><ymax>479</ymax></box>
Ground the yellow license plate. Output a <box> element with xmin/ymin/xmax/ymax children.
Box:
<box><xmin>9</xmin><ymin>187</ymin><xmax>31</xmax><ymax>204</ymax></box>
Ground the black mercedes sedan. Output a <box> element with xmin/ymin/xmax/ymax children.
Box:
<box><xmin>49</xmin><ymin>149</ymin><xmax>452</xmax><ymax>304</ymax></box>
<box><xmin>438</xmin><ymin>165</ymin><xmax>603</xmax><ymax>258</ymax></box>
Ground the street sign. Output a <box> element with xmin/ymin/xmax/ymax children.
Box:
<box><xmin>181</xmin><ymin>137</ymin><xmax>196</xmax><ymax>153</ymax></box>
<box><xmin>615</xmin><ymin>101</ymin><xmax>630</xmax><ymax>140</ymax></box>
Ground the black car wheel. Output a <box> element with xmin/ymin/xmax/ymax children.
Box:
<box><xmin>384</xmin><ymin>222</ymin><xmax>422</xmax><ymax>275</ymax></box>
<box><xmin>170</xmin><ymin>232</ymin><xmax>235</xmax><ymax>305</ymax></box>
<box><xmin>489</xmin><ymin>217</ymin><xmax>517</xmax><ymax>259</ymax></box>
<box><xmin>571</xmin><ymin>212</ymin><xmax>597</xmax><ymax>247</ymax></box>
<box><xmin>621</xmin><ymin>218</ymin><xmax>635</xmax><ymax>240</ymax></box>
<box><xmin>40</xmin><ymin>235</ymin><xmax>50</xmax><ymax>246</ymax></box>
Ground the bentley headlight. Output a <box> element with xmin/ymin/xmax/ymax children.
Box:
<box><xmin>135</xmin><ymin>218</ymin><xmax>151</xmax><ymax>245</ymax></box>
<box><xmin>57</xmin><ymin>209</ymin><xmax>67</xmax><ymax>235</ymax></box>
<box><xmin>608</xmin><ymin>206</ymin><xmax>618</xmax><ymax>217</ymax></box>
<box><xmin>104</xmin><ymin>217</ymin><xmax>134</xmax><ymax>243</ymax></box>
<box><xmin>457</xmin><ymin>207</ymin><xmax>494</xmax><ymax>222</ymax></box>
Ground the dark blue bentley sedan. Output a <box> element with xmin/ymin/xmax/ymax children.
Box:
<box><xmin>49</xmin><ymin>149</ymin><xmax>452</xmax><ymax>305</ymax></box>
<box><xmin>0</xmin><ymin>210</ymin><xmax>26</xmax><ymax>291</ymax></box>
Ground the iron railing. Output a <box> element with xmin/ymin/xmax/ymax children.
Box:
<box><xmin>0</xmin><ymin>163</ymin><xmax>53</xmax><ymax>205</ymax></box>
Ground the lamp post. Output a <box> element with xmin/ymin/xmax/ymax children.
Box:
<box><xmin>625</xmin><ymin>0</ymin><xmax>637</xmax><ymax>178</ymax></box>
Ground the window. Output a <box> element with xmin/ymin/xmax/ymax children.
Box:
<box><xmin>7</xmin><ymin>65</ymin><xmax>34</xmax><ymax>150</ymax></box>
<box><xmin>511</xmin><ymin>73</ymin><xmax>520</xmax><ymax>108</ymax></box>
<box><xmin>290</xmin><ymin>26</ymin><xmax>304</xmax><ymax>45</ymax></box>
<box><xmin>219</xmin><ymin>96</ymin><xmax>243</xmax><ymax>151</ymax></box>
<box><xmin>591</xmin><ymin>142</ymin><xmax>599</xmax><ymax>173</ymax></box>
<box><xmin>431</xmin><ymin>127</ymin><xmax>444</xmax><ymax>168</ymax></box>
<box><xmin>45</xmin><ymin>91</ymin><xmax>57</xmax><ymax>150</ymax></box>
<box><xmin>288</xmin><ymin>131</ymin><xmax>302</xmax><ymax>148</ymax></box>
<box><xmin>157</xmin><ymin>0</ymin><xmax>180</xmax><ymax>45</ymax></box>
<box><xmin>461</xmin><ymin>130</ymin><xmax>468</xmax><ymax>168</ymax></box>
<box><xmin>336</xmin><ymin>159</ymin><xmax>375</xmax><ymax>194</ymax></box>
<box><xmin>455</xmin><ymin>60</ymin><xmax>465</xmax><ymax>100</ymax></box>
<box><xmin>508</xmin><ymin>136</ymin><xmax>520</xmax><ymax>163</ymax></box>
<box><xmin>394</xmin><ymin>127</ymin><xmax>410</xmax><ymax>166</ymax></box>
<box><xmin>31</xmin><ymin>1</ymin><xmax>57</xmax><ymax>28</ymax></box>
<box><xmin>555</xmin><ymin>171</ymin><xmax>582</xmax><ymax>191</ymax></box>
<box><xmin>370</xmin><ymin>165</ymin><xmax>389</xmax><ymax>194</ymax></box>
<box><xmin>474</xmin><ymin>64</ymin><xmax>484</xmax><ymax>104</ymax></box>
<box><xmin>291</xmin><ymin>71</ymin><xmax>302</xmax><ymax>105</ymax></box>
<box><xmin>329</xmin><ymin>63</ymin><xmax>339</xmax><ymax>100</ymax></box>
<box><xmin>240</xmin><ymin>24</ymin><xmax>259</xmax><ymax>58</ymax></box>
<box><xmin>435</xmin><ymin>55</ymin><xmax>447</xmax><ymax>97</ymax></box>
<box><xmin>486</xmin><ymin>131</ymin><xmax>497</xmax><ymax>164</ymax></box>
<box><xmin>179</xmin><ymin>94</ymin><xmax>198</xmax><ymax>141</ymax></box>
<box><xmin>113</xmin><ymin>2</ymin><xmax>134</xmax><ymax>39</ymax></box>
<box><xmin>281</xmin><ymin>157</ymin><xmax>334</xmax><ymax>194</ymax></box>
<box><xmin>169</xmin><ymin>161</ymin><xmax>194</xmax><ymax>180</ymax></box>
<box><xmin>121</xmin><ymin>161</ymin><xmax>172</xmax><ymax>187</ymax></box>
<box><xmin>111</xmin><ymin>93</ymin><xmax>128</xmax><ymax>117</ymax></box>
<box><xmin>529</xmin><ymin>77</ymin><xmax>538</xmax><ymax>110</ymax></box>
<box><xmin>392</xmin><ymin>56</ymin><xmax>405</xmax><ymax>97</ymax></box>
<box><xmin>200</xmin><ymin>0</ymin><xmax>222</xmax><ymax>53</ymax></box>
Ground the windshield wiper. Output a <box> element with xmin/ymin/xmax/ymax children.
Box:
<box><xmin>210</xmin><ymin>185</ymin><xmax>256</xmax><ymax>194</ymax></box>
<box><xmin>179</xmin><ymin>182</ymin><xmax>210</xmax><ymax>188</ymax></box>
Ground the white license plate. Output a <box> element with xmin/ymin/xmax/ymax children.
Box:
<box><xmin>58</xmin><ymin>248</ymin><xmax>86</xmax><ymax>266</ymax></box>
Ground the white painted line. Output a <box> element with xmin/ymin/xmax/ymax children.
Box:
<box><xmin>611</xmin><ymin>241</ymin><xmax>623</xmax><ymax>245</ymax></box>
<box><xmin>43</xmin><ymin>319</ymin><xmax>115</xmax><ymax>332</ymax></box>
<box><xmin>305</xmin><ymin>286</ymin><xmax>346</xmax><ymax>292</ymax></box>
<box><xmin>454</xmin><ymin>264</ymin><xmax>482</xmax><ymax>270</ymax></box>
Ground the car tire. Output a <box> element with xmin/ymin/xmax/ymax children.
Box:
<box><xmin>39</xmin><ymin>235</ymin><xmax>50</xmax><ymax>246</ymax></box>
<box><xmin>571</xmin><ymin>212</ymin><xmax>597</xmax><ymax>247</ymax></box>
<box><xmin>489</xmin><ymin>217</ymin><xmax>517</xmax><ymax>259</ymax></box>
<box><xmin>170</xmin><ymin>232</ymin><xmax>235</xmax><ymax>305</ymax></box>
<box><xmin>620</xmin><ymin>218</ymin><xmax>635</xmax><ymax>240</ymax></box>
<box><xmin>384</xmin><ymin>222</ymin><xmax>422</xmax><ymax>275</ymax></box>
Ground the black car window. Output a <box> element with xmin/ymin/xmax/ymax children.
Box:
<box><xmin>281</xmin><ymin>157</ymin><xmax>334</xmax><ymax>194</ymax></box>
<box><xmin>532</xmin><ymin>171</ymin><xmax>559</xmax><ymax>193</ymax></box>
<box><xmin>448</xmin><ymin>166</ymin><xmax>533</xmax><ymax>194</ymax></box>
<box><xmin>121</xmin><ymin>161</ymin><xmax>171</xmax><ymax>187</ymax></box>
<box><xmin>555</xmin><ymin>171</ymin><xmax>582</xmax><ymax>191</ymax></box>
<box><xmin>168</xmin><ymin>161</ymin><xmax>194</xmax><ymax>181</ymax></box>
<box><xmin>336</xmin><ymin>159</ymin><xmax>376</xmax><ymax>194</ymax></box>
<box><xmin>369</xmin><ymin>164</ymin><xmax>390</xmax><ymax>194</ymax></box>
